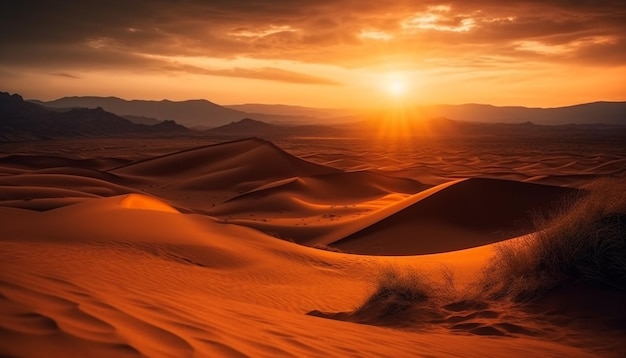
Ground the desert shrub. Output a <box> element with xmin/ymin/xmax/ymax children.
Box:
<box><xmin>367</xmin><ymin>266</ymin><xmax>431</xmax><ymax>306</ymax></box>
<box><xmin>355</xmin><ymin>266</ymin><xmax>432</xmax><ymax>321</ymax></box>
<box><xmin>349</xmin><ymin>264</ymin><xmax>457</xmax><ymax>324</ymax></box>
<box><xmin>482</xmin><ymin>176</ymin><xmax>626</xmax><ymax>301</ymax></box>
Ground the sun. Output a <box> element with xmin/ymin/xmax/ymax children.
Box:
<box><xmin>388</xmin><ymin>80</ymin><xmax>406</xmax><ymax>96</ymax></box>
<box><xmin>384</xmin><ymin>76</ymin><xmax>409</xmax><ymax>98</ymax></box>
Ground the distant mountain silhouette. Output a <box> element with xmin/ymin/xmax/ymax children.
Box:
<box><xmin>224</xmin><ymin>104</ymin><xmax>357</xmax><ymax>124</ymax></box>
<box><xmin>205</xmin><ymin>118</ymin><xmax>343</xmax><ymax>139</ymax></box>
<box><xmin>32</xmin><ymin>96</ymin><xmax>251</xmax><ymax>128</ymax></box>
<box><xmin>3</xmin><ymin>92</ymin><xmax>50</xmax><ymax>117</ymax></box>
<box><xmin>5</xmin><ymin>90</ymin><xmax>625</xmax><ymax>141</ymax></box>
<box><xmin>414</xmin><ymin>102</ymin><xmax>626</xmax><ymax>125</ymax></box>
<box><xmin>229</xmin><ymin>102</ymin><xmax>626</xmax><ymax>126</ymax></box>
<box><xmin>208</xmin><ymin>118</ymin><xmax>278</xmax><ymax>135</ymax></box>
<box><xmin>1</xmin><ymin>92</ymin><xmax>189</xmax><ymax>142</ymax></box>
<box><xmin>337</xmin><ymin>115</ymin><xmax>626</xmax><ymax>140</ymax></box>
<box><xmin>205</xmin><ymin>116</ymin><xmax>564</xmax><ymax>138</ymax></box>
<box><xmin>227</xmin><ymin>102</ymin><xmax>626</xmax><ymax>125</ymax></box>
<box><xmin>32</xmin><ymin>96</ymin><xmax>626</xmax><ymax>126</ymax></box>
<box><xmin>225</xmin><ymin>104</ymin><xmax>338</xmax><ymax>118</ymax></box>
<box><xmin>122</xmin><ymin>115</ymin><xmax>162</xmax><ymax>125</ymax></box>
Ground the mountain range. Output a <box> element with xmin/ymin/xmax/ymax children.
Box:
<box><xmin>3</xmin><ymin>91</ymin><xmax>626</xmax><ymax>142</ymax></box>
<box><xmin>413</xmin><ymin>102</ymin><xmax>626</xmax><ymax>125</ymax></box>
<box><xmin>30</xmin><ymin>96</ymin><xmax>248</xmax><ymax>129</ymax></box>
<box><xmin>0</xmin><ymin>92</ymin><xmax>189</xmax><ymax>142</ymax></box>
<box><xmin>32</xmin><ymin>96</ymin><xmax>626</xmax><ymax>127</ymax></box>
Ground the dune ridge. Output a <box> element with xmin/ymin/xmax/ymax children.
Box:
<box><xmin>0</xmin><ymin>154</ymin><xmax>130</xmax><ymax>171</ymax></box>
<box><xmin>329</xmin><ymin>178</ymin><xmax>577</xmax><ymax>255</ymax></box>
<box><xmin>109</xmin><ymin>138</ymin><xmax>342</xmax><ymax>208</ymax></box>
<box><xmin>113</xmin><ymin>137</ymin><xmax>339</xmax><ymax>179</ymax></box>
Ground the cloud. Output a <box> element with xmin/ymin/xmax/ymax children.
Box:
<box><xmin>51</xmin><ymin>72</ymin><xmax>80</xmax><ymax>79</ymax></box>
<box><xmin>203</xmin><ymin>67</ymin><xmax>340</xmax><ymax>85</ymax></box>
<box><xmin>0</xmin><ymin>0</ymin><xmax>625</xmax><ymax>73</ymax></box>
<box><xmin>401</xmin><ymin>5</ymin><xmax>476</xmax><ymax>33</ymax></box>
<box><xmin>228</xmin><ymin>25</ymin><xmax>299</xmax><ymax>39</ymax></box>
<box><xmin>359</xmin><ymin>30</ymin><xmax>394</xmax><ymax>41</ymax></box>
<box><xmin>168</xmin><ymin>63</ymin><xmax>341</xmax><ymax>85</ymax></box>
<box><xmin>0</xmin><ymin>42</ymin><xmax>167</xmax><ymax>70</ymax></box>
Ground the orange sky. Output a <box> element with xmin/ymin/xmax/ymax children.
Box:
<box><xmin>1</xmin><ymin>1</ymin><xmax>625</xmax><ymax>108</ymax></box>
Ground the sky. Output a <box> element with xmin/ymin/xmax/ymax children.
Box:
<box><xmin>1</xmin><ymin>0</ymin><xmax>625</xmax><ymax>108</ymax></box>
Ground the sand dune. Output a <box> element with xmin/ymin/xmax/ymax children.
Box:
<box><xmin>213</xmin><ymin>171</ymin><xmax>427</xmax><ymax>214</ymax></box>
<box><xmin>113</xmin><ymin>138</ymin><xmax>339</xmax><ymax>192</ymax></box>
<box><xmin>0</xmin><ymin>173</ymin><xmax>134</xmax><ymax>196</ymax></box>
<box><xmin>2</xmin><ymin>243</ymin><xmax>600</xmax><ymax>357</ymax></box>
<box><xmin>1</xmin><ymin>136</ymin><xmax>623</xmax><ymax>357</ymax></box>
<box><xmin>32</xmin><ymin>167</ymin><xmax>125</xmax><ymax>182</ymax></box>
<box><xmin>0</xmin><ymin>195</ymin><xmax>606</xmax><ymax>357</ymax></box>
<box><xmin>217</xmin><ymin>178</ymin><xmax>575</xmax><ymax>254</ymax></box>
<box><xmin>106</xmin><ymin>137</ymin><xmax>345</xmax><ymax>212</ymax></box>
<box><xmin>0</xmin><ymin>185</ymin><xmax>100</xmax><ymax>201</ymax></box>
<box><xmin>277</xmin><ymin>137</ymin><xmax>626</xmax><ymax>188</ymax></box>
<box><xmin>0</xmin><ymin>173</ymin><xmax>137</xmax><ymax>211</ymax></box>
<box><xmin>204</xmin><ymin>171</ymin><xmax>428</xmax><ymax>246</ymax></box>
<box><xmin>0</xmin><ymin>154</ymin><xmax>129</xmax><ymax>171</ymax></box>
<box><xmin>329</xmin><ymin>178</ymin><xmax>576</xmax><ymax>255</ymax></box>
<box><xmin>0</xmin><ymin>197</ymin><xmax>92</xmax><ymax>211</ymax></box>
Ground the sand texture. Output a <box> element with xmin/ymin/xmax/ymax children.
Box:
<box><xmin>1</xmin><ymin>136</ymin><xmax>625</xmax><ymax>357</ymax></box>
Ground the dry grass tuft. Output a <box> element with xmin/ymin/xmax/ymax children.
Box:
<box><xmin>366</xmin><ymin>266</ymin><xmax>432</xmax><ymax>307</ymax></box>
<box><xmin>481</xmin><ymin>176</ymin><xmax>626</xmax><ymax>301</ymax></box>
<box><xmin>347</xmin><ymin>264</ymin><xmax>457</xmax><ymax>324</ymax></box>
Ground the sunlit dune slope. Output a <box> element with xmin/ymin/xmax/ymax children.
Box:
<box><xmin>0</xmin><ymin>172</ymin><xmax>137</xmax><ymax>211</ymax></box>
<box><xmin>112</xmin><ymin>137</ymin><xmax>340</xmax><ymax>192</ymax></box>
<box><xmin>0</xmin><ymin>193</ymin><xmax>275</xmax><ymax>258</ymax></box>
<box><xmin>328</xmin><ymin>178</ymin><xmax>577</xmax><ymax>255</ymax></box>
<box><xmin>120</xmin><ymin>193</ymin><xmax>180</xmax><ymax>213</ymax></box>
<box><xmin>0</xmin><ymin>173</ymin><xmax>133</xmax><ymax>196</ymax></box>
<box><xmin>213</xmin><ymin>171</ymin><xmax>429</xmax><ymax>214</ymax></box>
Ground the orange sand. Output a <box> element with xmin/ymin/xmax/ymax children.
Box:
<box><xmin>1</xmin><ymin>137</ymin><xmax>623</xmax><ymax>357</ymax></box>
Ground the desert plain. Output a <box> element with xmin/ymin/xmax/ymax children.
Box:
<box><xmin>0</xmin><ymin>131</ymin><xmax>625</xmax><ymax>357</ymax></box>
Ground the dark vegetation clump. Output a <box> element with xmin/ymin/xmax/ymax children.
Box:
<box><xmin>326</xmin><ymin>177</ymin><xmax>625</xmax><ymax>331</ymax></box>
<box><xmin>344</xmin><ymin>265</ymin><xmax>456</xmax><ymax>325</ymax></box>
<box><xmin>481</xmin><ymin>176</ymin><xmax>626</xmax><ymax>301</ymax></box>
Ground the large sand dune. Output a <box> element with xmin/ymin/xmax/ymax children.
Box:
<box><xmin>113</xmin><ymin>138</ymin><xmax>339</xmax><ymax>191</ymax></box>
<box><xmin>1</xmin><ymin>136</ymin><xmax>624</xmax><ymax>357</ymax></box>
<box><xmin>329</xmin><ymin>178</ymin><xmax>577</xmax><ymax>255</ymax></box>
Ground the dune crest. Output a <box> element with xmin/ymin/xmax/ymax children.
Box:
<box><xmin>326</xmin><ymin>178</ymin><xmax>577</xmax><ymax>255</ymax></box>
<box><xmin>113</xmin><ymin>137</ymin><xmax>338</xmax><ymax>181</ymax></box>
<box><xmin>119</xmin><ymin>194</ymin><xmax>179</xmax><ymax>213</ymax></box>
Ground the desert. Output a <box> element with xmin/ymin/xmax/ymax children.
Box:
<box><xmin>1</xmin><ymin>121</ymin><xmax>625</xmax><ymax>357</ymax></box>
<box><xmin>2</xmin><ymin>1</ymin><xmax>626</xmax><ymax>356</ymax></box>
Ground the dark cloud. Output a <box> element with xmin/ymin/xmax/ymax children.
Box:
<box><xmin>51</xmin><ymin>73</ymin><xmax>80</xmax><ymax>79</ymax></box>
<box><xmin>192</xmin><ymin>67</ymin><xmax>341</xmax><ymax>85</ymax></box>
<box><xmin>1</xmin><ymin>0</ymin><xmax>625</xmax><ymax>72</ymax></box>
<box><xmin>570</xmin><ymin>37</ymin><xmax>626</xmax><ymax>65</ymax></box>
<box><xmin>160</xmin><ymin>62</ymin><xmax>341</xmax><ymax>85</ymax></box>
<box><xmin>0</xmin><ymin>43</ymin><xmax>166</xmax><ymax>70</ymax></box>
